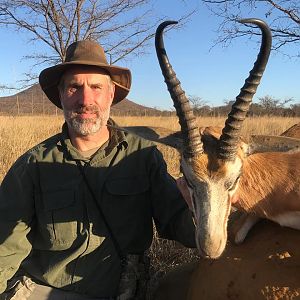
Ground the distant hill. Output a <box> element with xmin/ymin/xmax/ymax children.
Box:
<box><xmin>1</xmin><ymin>84</ymin><xmax>298</xmax><ymax>117</ymax></box>
<box><xmin>112</xmin><ymin>97</ymin><xmax>160</xmax><ymax>116</ymax></box>
<box><xmin>0</xmin><ymin>84</ymin><xmax>161</xmax><ymax>116</ymax></box>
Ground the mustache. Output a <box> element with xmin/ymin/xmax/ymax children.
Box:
<box><xmin>73</xmin><ymin>105</ymin><xmax>100</xmax><ymax>114</ymax></box>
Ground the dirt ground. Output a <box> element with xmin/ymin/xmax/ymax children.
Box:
<box><xmin>155</xmin><ymin>219</ymin><xmax>300</xmax><ymax>300</ymax></box>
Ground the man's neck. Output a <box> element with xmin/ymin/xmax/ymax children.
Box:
<box><xmin>68</xmin><ymin>126</ymin><xmax>110</xmax><ymax>152</ymax></box>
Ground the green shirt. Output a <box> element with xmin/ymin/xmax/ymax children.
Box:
<box><xmin>0</xmin><ymin>120</ymin><xmax>195</xmax><ymax>298</ymax></box>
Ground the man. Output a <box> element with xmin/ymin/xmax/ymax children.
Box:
<box><xmin>0</xmin><ymin>40</ymin><xmax>195</xmax><ymax>300</ymax></box>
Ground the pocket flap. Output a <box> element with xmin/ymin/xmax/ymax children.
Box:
<box><xmin>105</xmin><ymin>175</ymin><xmax>149</xmax><ymax>195</ymax></box>
<box><xmin>42</xmin><ymin>189</ymin><xmax>75</xmax><ymax>211</ymax></box>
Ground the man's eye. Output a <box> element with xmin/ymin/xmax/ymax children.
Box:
<box><xmin>92</xmin><ymin>85</ymin><xmax>103</xmax><ymax>90</ymax></box>
<box><xmin>68</xmin><ymin>84</ymin><xmax>80</xmax><ymax>92</ymax></box>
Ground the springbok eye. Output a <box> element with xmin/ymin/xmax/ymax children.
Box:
<box><xmin>225</xmin><ymin>176</ymin><xmax>240</xmax><ymax>191</ymax></box>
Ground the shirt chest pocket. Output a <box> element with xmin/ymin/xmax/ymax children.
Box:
<box><xmin>35</xmin><ymin>189</ymin><xmax>82</xmax><ymax>249</ymax></box>
<box><xmin>103</xmin><ymin>175</ymin><xmax>150</xmax><ymax>221</ymax></box>
<box><xmin>105</xmin><ymin>175</ymin><xmax>149</xmax><ymax>195</ymax></box>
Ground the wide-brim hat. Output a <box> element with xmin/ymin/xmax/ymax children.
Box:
<box><xmin>39</xmin><ymin>40</ymin><xmax>131</xmax><ymax>109</ymax></box>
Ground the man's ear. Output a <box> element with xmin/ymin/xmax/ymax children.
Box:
<box><xmin>58</xmin><ymin>88</ymin><xmax>62</xmax><ymax>99</ymax></box>
<box><xmin>58</xmin><ymin>89</ymin><xmax>64</xmax><ymax>107</ymax></box>
<box><xmin>110</xmin><ymin>82</ymin><xmax>116</xmax><ymax>101</ymax></box>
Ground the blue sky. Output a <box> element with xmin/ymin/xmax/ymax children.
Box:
<box><xmin>0</xmin><ymin>0</ymin><xmax>299</xmax><ymax>110</ymax></box>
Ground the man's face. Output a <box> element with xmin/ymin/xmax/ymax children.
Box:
<box><xmin>59</xmin><ymin>66</ymin><xmax>115</xmax><ymax>136</ymax></box>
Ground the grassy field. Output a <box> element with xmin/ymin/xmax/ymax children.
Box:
<box><xmin>0</xmin><ymin>115</ymin><xmax>299</xmax><ymax>297</ymax></box>
<box><xmin>1</xmin><ymin>115</ymin><xmax>299</xmax><ymax>181</ymax></box>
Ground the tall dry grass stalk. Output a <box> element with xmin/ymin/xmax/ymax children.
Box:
<box><xmin>0</xmin><ymin>115</ymin><xmax>299</xmax><ymax>298</ymax></box>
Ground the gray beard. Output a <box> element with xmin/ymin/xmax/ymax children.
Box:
<box><xmin>63</xmin><ymin>105</ymin><xmax>110</xmax><ymax>136</ymax></box>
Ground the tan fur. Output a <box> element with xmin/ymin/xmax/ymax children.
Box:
<box><xmin>154</xmin><ymin>123</ymin><xmax>300</xmax><ymax>300</ymax></box>
<box><xmin>235</xmin><ymin>152</ymin><xmax>300</xmax><ymax>217</ymax></box>
<box><xmin>194</xmin><ymin>126</ymin><xmax>246</xmax><ymax>182</ymax></box>
<box><xmin>200</xmin><ymin>124</ymin><xmax>300</xmax><ymax>221</ymax></box>
<box><xmin>281</xmin><ymin>122</ymin><xmax>300</xmax><ymax>138</ymax></box>
<box><xmin>125</xmin><ymin>123</ymin><xmax>300</xmax><ymax>255</ymax></box>
<box><xmin>191</xmin><ymin>154</ymin><xmax>224</xmax><ymax>180</ymax></box>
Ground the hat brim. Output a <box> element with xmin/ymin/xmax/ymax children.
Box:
<box><xmin>39</xmin><ymin>61</ymin><xmax>131</xmax><ymax>109</ymax></box>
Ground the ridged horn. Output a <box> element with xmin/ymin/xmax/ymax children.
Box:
<box><xmin>155</xmin><ymin>20</ymin><xmax>203</xmax><ymax>158</ymax></box>
<box><xmin>219</xmin><ymin>18</ymin><xmax>272</xmax><ymax>160</ymax></box>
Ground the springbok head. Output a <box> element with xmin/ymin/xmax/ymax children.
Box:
<box><xmin>155</xmin><ymin>19</ymin><xmax>272</xmax><ymax>258</ymax></box>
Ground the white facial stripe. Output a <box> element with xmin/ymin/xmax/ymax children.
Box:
<box><xmin>180</xmin><ymin>155</ymin><xmax>243</xmax><ymax>258</ymax></box>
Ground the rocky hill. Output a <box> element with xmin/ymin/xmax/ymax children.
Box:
<box><xmin>0</xmin><ymin>84</ymin><xmax>161</xmax><ymax>116</ymax></box>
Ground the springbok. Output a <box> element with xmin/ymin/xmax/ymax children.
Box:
<box><xmin>116</xmin><ymin>19</ymin><xmax>300</xmax><ymax>259</ymax></box>
<box><xmin>149</xmin><ymin>21</ymin><xmax>300</xmax><ymax>300</ymax></box>
<box><xmin>281</xmin><ymin>122</ymin><xmax>300</xmax><ymax>138</ymax></box>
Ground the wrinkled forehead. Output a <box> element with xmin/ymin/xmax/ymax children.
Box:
<box><xmin>61</xmin><ymin>65</ymin><xmax>111</xmax><ymax>82</ymax></box>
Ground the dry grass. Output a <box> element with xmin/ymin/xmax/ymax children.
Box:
<box><xmin>113</xmin><ymin>115</ymin><xmax>300</xmax><ymax>178</ymax></box>
<box><xmin>0</xmin><ymin>115</ymin><xmax>63</xmax><ymax>180</ymax></box>
<box><xmin>1</xmin><ymin>115</ymin><xmax>299</xmax><ymax>181</ymax></box>
<box><xmin>0</xmin><ymin>115</ymin><xmax>299</xmax><ymax>298</ymax></box>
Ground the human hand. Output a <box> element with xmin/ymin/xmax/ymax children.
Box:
<box><xmin>176</xmin><ymin>176</ymin><xmax>193</xmax><ymax>211</ymax></box>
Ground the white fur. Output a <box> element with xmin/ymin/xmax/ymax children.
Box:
<box><xmin>234</xmin><ymin>214</ymin><xmax>261</xmax><ymax>244</ymax></box>
<box><xmin>271</xmin><ymin>211</ymin><xmax>300</xmax><ymax>230</ymax></box>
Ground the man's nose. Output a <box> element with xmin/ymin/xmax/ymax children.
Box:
<box><xmin>78</xmin><ymin>86</ymin><xmax>93</xmax><ymax>106</ymax></box>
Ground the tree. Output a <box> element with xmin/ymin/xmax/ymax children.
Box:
<box><xmin>0</xmin><ymin>0</ymin><xmax>195</xmax><ymax>86</ymax></box>
<box><xmin>290</xmin><ymin>103</ymin><xmax>300</xmax><ymax>116</ymax></box>
<box><xmin>189</xmin><ymin>95</ymin><xmax>207</xmax><ymax>109</ymax></box>
<box><xmin>201</xmin><ymin>0</ymin><xmax>300</xmax><ymax>57</ymax></box>
<box><xmin>188</xmin><ymin>95</ymin><xmax>211</xmax><ymax>116</ymax></box>
<box><xmin>258</xmin><ymin>94</ymin><xmax>293</xmax><ymax>115</ymax></box>
<box><xmin>258</xmin><ymin>95</ymin><xmax>280</xmax><ymax>111</ymax></box>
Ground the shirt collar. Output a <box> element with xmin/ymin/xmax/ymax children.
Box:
<box><xmin>60</xmin><ymin>118</ymin><xmax>128</xmax><ymax>161</ymax></box>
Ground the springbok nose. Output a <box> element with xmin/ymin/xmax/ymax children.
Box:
<box><xmin>200</xmin><ymin>238</ymin><xmax>225</xmax><ymax>259</ymax></box>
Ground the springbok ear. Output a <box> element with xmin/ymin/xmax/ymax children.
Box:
<box><xmin>249</xmin><ymin>135</ymin><xmax>300</xmax><ymax>154</ymax></box>
<box><xmin>240</xmin><ymin>141</ymin><xmax>250</xmax><ymax>158</ymax></box>
<box><xmin>108</xmin><ymin>125</ymin><xmax>183</xmax><ymax>150</ymax></box>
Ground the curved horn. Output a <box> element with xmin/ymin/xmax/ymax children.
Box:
<box><xmin>155</xmin><ymin>20</ymin><xmax>203</xmax><ymax>158</ymax></box>
<box><xmin>219</xmin><ymin>18</ymin><xmax>272</xmax><ymax>160</ymax></box>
